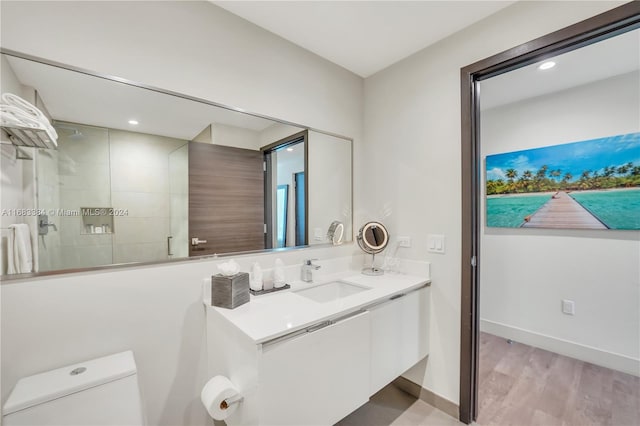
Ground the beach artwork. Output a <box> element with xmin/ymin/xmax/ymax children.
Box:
<box><xmin>485</xmin><ymin>132</ymin><xmax>640</xmax><ymax>230</ymax></box>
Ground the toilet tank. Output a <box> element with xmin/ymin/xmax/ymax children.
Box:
<box><xmin>3</xmin><ymin>351</ymin><xmax>145</xmax><ymax>426</ymax></box>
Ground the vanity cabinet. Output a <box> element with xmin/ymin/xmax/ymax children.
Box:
<box><xmin>205</xmin><ymin>281</ymin><xmax>430</xmax><ymax>426</ymax></box>
<box><xmin>260</xmin><ymin>312</ymin><xmax>371</xmax><ymax>425</ymax></box>
<box><xmin>369</xmin><ymin>287</ymin><xmax>430</xmax><ymax>393</ymax></box>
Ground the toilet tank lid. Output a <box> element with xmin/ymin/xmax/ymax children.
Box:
<box><xmin>3</xmin><ymin>350</ymin><xmax>138</xmax><ymax>415</ymax></box>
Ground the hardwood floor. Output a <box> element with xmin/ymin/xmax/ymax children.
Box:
<box><xmin>477</xmin><ymin>332</ymin><xmax>640</xmax><ymax>426</ymax></box>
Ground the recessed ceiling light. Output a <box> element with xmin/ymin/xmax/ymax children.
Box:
<box><xmin>128</xmin><ymin>119</ymin><xmax>139</xmax><ymax>125</ymax></box>
<box><xmin>538</xmin><ymin>61</ymin><xmax>556</xmax><ymax>70</ymax></box>
<box><xmin>286</xmin><ymin>147</ymin><xmax>294</xmax><ymax>152</ymax></box>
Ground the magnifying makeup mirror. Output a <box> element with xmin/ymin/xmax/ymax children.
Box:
<box><xmin>327</xmin><ymin>221</ymin><xmax>345</xmax><ymax>245</ymax></box>
<box><xmin>357</xmin><ymin>221</ymin><xmax>389</xmax><ymax>276</ymax></box>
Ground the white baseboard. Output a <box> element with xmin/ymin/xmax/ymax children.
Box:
<box><xmin>480</xmin><ymin>319</ymin><xmax>640</xmax><ymax>377</ymax></box>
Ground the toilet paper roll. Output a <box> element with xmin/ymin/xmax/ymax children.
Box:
<box><xmin>201</xmin><ymin>375</ymin><xmax>241</xmax><ymax>420</ymax></box>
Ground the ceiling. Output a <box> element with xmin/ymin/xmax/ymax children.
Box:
<box><xmin>6</xmin><ymin>56</ymin><xmax>277</xmax><ymax>141</ymax></box>
<box><xmin>213</xmin><ymin>1</ymin><xmax>514</xmax><ymax>77</ymax></box>
<box><xmin>481</xmin><ymin>28</ymin><xmax>640</xmax><ymax>110</ymax></box>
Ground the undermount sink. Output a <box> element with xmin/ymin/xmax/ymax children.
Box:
<box><xmin>295</xmin><ymin>280</ymin><xmax>370</xmax><ymax>303</ymax></box>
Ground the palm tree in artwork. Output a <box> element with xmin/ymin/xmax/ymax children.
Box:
<box><xmin>549</xmin><ymin>169</ymin><xmax>562</xmax><ymax>179</ymax></box>
<box><xmin>505</xmin><ymin>168</ymin><xmax>518</xmax><ymax>192</ymax></box>
<box><xmin>520</xmin><ymin>170</ymin><xmax>533</xmax><ymax>191</ymax></box>
<box><xmin>617</xmin><ymin>162</ymin><xmax>634</xmax><ymax>176</ymax></box>
<box><xmin>562</xmin><ymin>172</ymin><xmax>573</xmax><ymax>184</ymax></box>
<box><xmin>536</xmin><ymin>165</ymin><xmax>549</xmax><ymax>180</ymax></box>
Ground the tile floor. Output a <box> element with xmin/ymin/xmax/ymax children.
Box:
<box><xmin>337</xmin><ymin>383</ymin><xmax>463</xmax><ymax>426</ymax></box>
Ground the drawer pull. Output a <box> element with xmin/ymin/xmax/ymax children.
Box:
<box><xmin>306</xmin><ymin>321</ymin><xmax>331</xmax><ymax>333</ymax></box>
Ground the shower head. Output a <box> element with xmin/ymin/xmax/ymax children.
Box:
<box><xmin>54</xmin><ymin>123</ymin><xmax>83</xmax><ymax>139</ymax></box>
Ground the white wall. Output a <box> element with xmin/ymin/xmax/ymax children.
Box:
<box><xmin>0</xmin><ymin>2</ymin><xmax>362</xmax><ymax>425</ymax></box>
<box><xmin>363</xmin><ymin>0</ymin><xmax>625</xmax><ymax>405</ymax></box>
<box><xmin>258</xmin><ymin>123</ymin><xmax>304</xmax><ymax>149</ymax></box>
<box><xmin>308</xmin><ymin>131</ymin><xmax>353</xmax><ymax>244</ymax></box>
<box><xmin>210</xmin><ymin>123</ymin><xmax>260</xmax><ymax>151</ymax></box>
<box><xmin>480</xmin><ymin>72</ymin><xmax>640</xmax><ymax>375</ymax></box>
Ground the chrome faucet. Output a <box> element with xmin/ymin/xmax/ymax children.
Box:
<box><xmin>301</xmin><ymin>259</ymin><xmax>321</xmax><ymax>283</ymax></box>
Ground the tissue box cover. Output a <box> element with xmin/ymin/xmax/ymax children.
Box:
<box><xmin>211</xmin><ymin>272</ymin><xmax>250</xmax><ymax>309</ymax></box>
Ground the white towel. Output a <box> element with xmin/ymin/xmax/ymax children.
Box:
<box><xmin>1</xmin><ymin>92</ymin><xmax>58</xmax><ymax>139</ymax></box>
<box><xmin>0</xmin><ymin>104</ymin><xmax>44</xmax><ymax>129</ymax></box>
<box><xmin>0</xmin><ymin>104</ymin><xmax>58</xmax><ymax>147</ymax></box>
<box><xmin>7</xmin><ymin>224</ymin><xmax>33</xmax><ymax>274</ymax></box>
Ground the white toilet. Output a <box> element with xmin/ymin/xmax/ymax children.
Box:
<box><xmin>2</xmin><ymin>350</ymin><xmax>145</xmax><ymax>426</ymax></box>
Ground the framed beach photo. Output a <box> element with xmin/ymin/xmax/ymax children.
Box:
<box><xmin>485</xmin><ymin>132</ymin><xmax>640</xmax><ymax>230</ymax></box>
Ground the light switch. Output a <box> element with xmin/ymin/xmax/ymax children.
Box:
<box><xmin>427</xmin><ymin>234</ymin><xmax>445</xmax><ymax>254</ymax></box>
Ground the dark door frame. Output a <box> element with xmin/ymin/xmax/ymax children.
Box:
<box><xmin>261</xmin><ymin>130</ymin><xmax>309</xmax><ymax>249</ymax></box>
<box><xmin>459</xmin><ymin>2</ymin><xmax>640</xmax><ymax>423</ymax></box>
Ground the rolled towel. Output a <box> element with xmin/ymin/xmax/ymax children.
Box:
<box><xmin>1</xmin><ymin>105</ymin><xmax>58</xmax><ymax>148</ymax></box>
<box><xmin>1</xmin><ymin>93</ymin><xmax>58</xmax><ymax>138</ymax></box>
<box><xmin>7</xmin><ymin>224</ymin><xmax>33</xmax><ymax>274</ymax></box>
<box><xmin>0</xmin><ymin>104</ymin><xmax>44</xmax><ymax>129</ymax></box>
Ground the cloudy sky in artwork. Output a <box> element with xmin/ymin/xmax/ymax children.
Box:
<box><xmin>486</xmin><ymin>132</ymin><xmax>640</xmax><ymax>181</ymax></box>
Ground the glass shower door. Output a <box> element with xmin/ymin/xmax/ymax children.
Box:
<box><xmin>168</xmin><ymin>143</ymin><xmax>189</xmax><ymax>258</ymax></box>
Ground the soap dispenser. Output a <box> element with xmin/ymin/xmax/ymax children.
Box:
<box><xmin>273</xmin><ymin>258</ymin><xmax>286</xmax><ymax>288</ymax></box>
<box><xmin>250</xmin><ymin>262</ymin><xmax>263</xmax><ymax>292</ymax></box>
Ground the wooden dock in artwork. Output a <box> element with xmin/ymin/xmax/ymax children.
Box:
<box><xmin>521</xmin><ymin>191</ymin><xmax>608</xmax><ymax>229</ymax></box>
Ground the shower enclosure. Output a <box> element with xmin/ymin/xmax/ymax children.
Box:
<box><xmin>35</xmin><ymin>121</ymin><xmax>188</xmax><ymax>272</ymax></box>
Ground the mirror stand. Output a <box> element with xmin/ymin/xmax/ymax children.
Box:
<box><xmin>362</xmin><ymin>253</ymin><xmax>384</xmax><ymax>276</ymax></box>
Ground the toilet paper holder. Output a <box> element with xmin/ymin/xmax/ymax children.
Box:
<box><xmin>220</xmin><ymin>393</ymin><xmax>244</xmax><ymax>410</ymax></box>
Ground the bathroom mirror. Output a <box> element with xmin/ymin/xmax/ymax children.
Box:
<box><xmin>357</xmin><ymin>221</ymin><xmax>388</xmax><ymax>275</ymax></box>
<box><xmin>0</xmin><ymin>50</ymin><xmax>353</xmax><ymax>278</ymax></box>
<box><xmin>327</xmin><ymin>221</ymin><xmax>344</xmax><ymax>245</ymax></box>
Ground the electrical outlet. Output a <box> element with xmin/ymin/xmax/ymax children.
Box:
<box><xmin>561</xmin><ymin>299</ymin><xmax>575</xmax><ymax>315</ymax></box>
<box><xmin>398</xmin><ymin>236</ymin><xmax>411</xmax><ymax>247</ymax></box>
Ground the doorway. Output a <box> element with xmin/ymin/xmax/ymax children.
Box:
<box><xmin>262</xmin><ymin>130</ymin><xmax>308</xmax><ymax>249</ymax></box>
<box><xmin>459</xmin><ymin>3</ymin><xmax>640</xmax><ymax>424</ymax></box>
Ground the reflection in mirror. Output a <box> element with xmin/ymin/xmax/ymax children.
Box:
<box><xmin>275</xmin><ymin>185</ymin><xmax>289</xmax><ymax>248</ymax></box>
<box><xmin>0</xmin><ymin>52</ymin><xmax>353</xmax><ymax>277</ymax></box>
<box><xmin>357</xmin><ymin>221</ymin><xmax>389</xmax><ymax>276</ymax></box>
<box><xmin>262</xmin><ymin>131</ymin><xmax>308</xmax><ymax>249</ymax></box>
<box><xmin>327</xmin><ymin>221</ymin><xmax>344</xmax><ymax>245</ymax></box>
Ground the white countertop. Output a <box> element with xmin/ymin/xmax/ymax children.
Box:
<box><xmin>207</xmin><ymin>271</ymin><xmax>430</xmax><ymax>344</ymax></box>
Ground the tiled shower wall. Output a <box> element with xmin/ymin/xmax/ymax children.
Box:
<box><xmin>109</xmin><ymin>130</ymin><xmax>186</xmax><ymax>263</ymax></box>
<box><xmin>39</xmin><ymin>123</ymin><xmax>187</xmax><ymax>271</ymax></box>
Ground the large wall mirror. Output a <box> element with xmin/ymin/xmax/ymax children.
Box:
<box><xmin>0</xmin><ymin>51</ymin><xmax>353</xmax><ymax>277</ymax></box>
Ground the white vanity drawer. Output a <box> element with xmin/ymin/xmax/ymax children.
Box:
<box><xmin>259</xmin><ymin>311</ymin><xmax>371</xmax><ymax>426</ymax></box>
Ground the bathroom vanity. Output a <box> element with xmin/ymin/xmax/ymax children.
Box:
<box><xmin>205</xmin><ymin>269</ymin><xmax>430</xmax><ymax>425</ymax></box>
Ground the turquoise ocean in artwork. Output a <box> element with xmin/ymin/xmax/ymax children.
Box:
<box><xmin>487</xmin><ymin>189</ymin><xmax>640</xmax><ymax>229</ymax></box>
<box><xmin>486</xmin><ymin>195</ymin><xmax>551</xmax><ymax>228</ymax></box>
<box><xmin>570</xmin><ymin>189</ymin><xmax>640</xmax><ymax>230</ymax></box>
